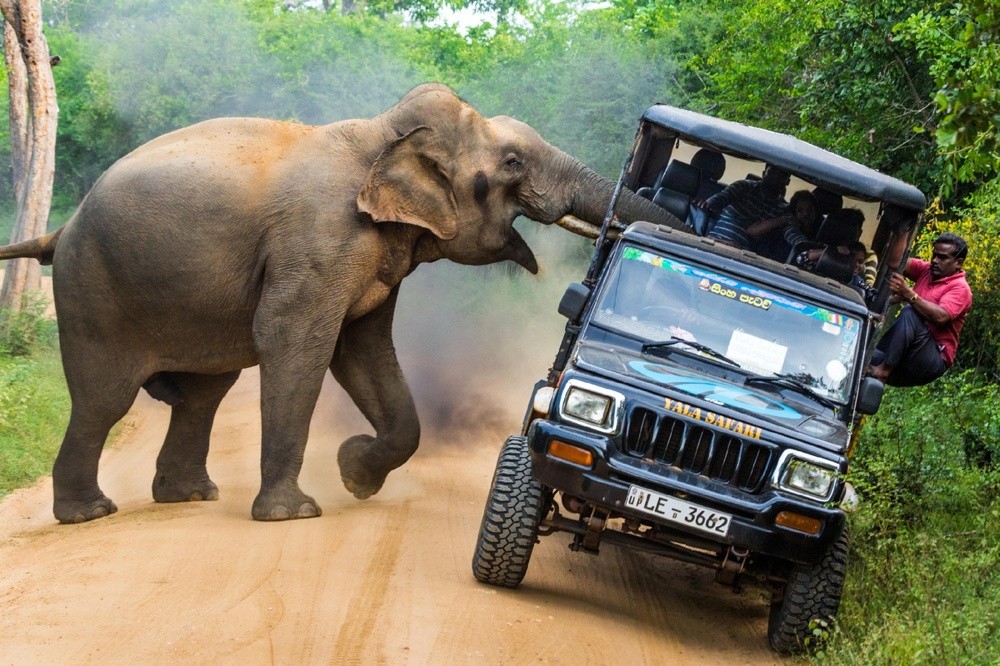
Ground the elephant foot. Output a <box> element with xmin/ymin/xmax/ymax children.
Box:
<box><xmin>338</xmin><ymin>434</ymin><xmax>391</xmax><ymax>500</ymax></box>
<box><xmin>152</xmin><ymin>473</ymin><xmax>219</xmax><ymax>503</ymax></box>
<box><xmin>251</xmin><ymin>485</ymin><xmax>322</xmax><ymax>521</ymax></box>
<box><xmin>53</xmin><ymin>494</ymin><xmax>119</xmax><ymax>525</ymax></box>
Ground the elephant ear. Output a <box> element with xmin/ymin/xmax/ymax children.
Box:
<box><xmin>358</xmin><ymin>126</ymin><xmax>459</xmax><ymax>240</ymax></box>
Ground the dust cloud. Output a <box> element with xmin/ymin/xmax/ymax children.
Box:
<box><xmin>390</xmin><ymin>222</ymin><xmax>594</xmax><ymax>449</ymax></box>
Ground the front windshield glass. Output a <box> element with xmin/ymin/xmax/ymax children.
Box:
<box><xmin>591</xmin><ymin>246</ymin><xmax>863</xmax><ymax>404</ymax></box>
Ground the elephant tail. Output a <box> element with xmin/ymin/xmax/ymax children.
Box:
<box><xmin>0</xmin><ymin>227</ymin><xmax>63</xmax><ymax>266</ymax></box>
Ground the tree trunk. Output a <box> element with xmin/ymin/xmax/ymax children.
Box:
<box><xmin>0</xmin><ymin>0</ymin><xmax>57</xmax><ymax>313</ymax></box>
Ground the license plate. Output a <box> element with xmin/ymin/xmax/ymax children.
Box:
<box><xmin>625</xmin><ymin>484</ymin><xmax>732</xmax><ymax>537</ymax></box>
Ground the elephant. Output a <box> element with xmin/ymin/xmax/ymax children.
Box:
<box><xmin>0</xmin><ymin>83</ymin><xmax>686</xmax><ymax>524</ymax></box>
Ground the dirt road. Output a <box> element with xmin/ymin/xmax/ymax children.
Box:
<box><xmin>0</xmin><ymin>262</ymin><xmax>782</xmax><ymax>664</ymax></box>
<box><xmin>0</xmin><ymin>368</ymin><xmax>782</xmax><ymax>665</ymax></box>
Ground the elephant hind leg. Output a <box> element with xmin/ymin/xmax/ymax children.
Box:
<box><xmin>152</xmin><ymin>370</ymin><xmax>241</xmax><ymax>503</ymax></box>
<box><xmin>53</xmin><ymin>371</ymin><xmax>142</xmax><ymax>524</ymax></box>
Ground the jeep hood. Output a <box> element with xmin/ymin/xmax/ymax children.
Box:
<box><xmin>573</xmin><ymin>343</ymin><xmax>850</xmax><ymax>445</ymax></box>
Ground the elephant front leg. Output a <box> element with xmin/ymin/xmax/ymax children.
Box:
<box><xmin>331</xmin><ymin>287</ymin><xmax>420</xmax><ymax>500</ymax></box>
<box><xmin>251</xmin><ymin>287</ymin><xmax>340</xmax><ymax>521</ymax></box>
<box><xmin>152</xmin><ymin>370</ymin><xmax>241</xmax><ymax>503</ymax></box>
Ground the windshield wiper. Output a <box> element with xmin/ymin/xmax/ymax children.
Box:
<box><xmin>642</xmin><ymin>336</ymin><xmax>741</xmax><ymax>368</ymax></box>
<box><xmin>745</xmin><ymin>373</ymin><xmax>838</xmax><ymax>410</ymax></box>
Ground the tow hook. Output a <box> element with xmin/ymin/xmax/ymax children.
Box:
<box><xmin>716</xmin><ymin>546</ymin><xmax>749</xmax><ymax>590</ymax></box>
<box><xmin>570</xmin><ymin>505</ymin><xmax>610</xmax><ymax>554</ymax></box>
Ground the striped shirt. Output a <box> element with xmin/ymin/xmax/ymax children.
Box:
<box><xmin>705</xmin><ymin>180</ymin><xmax>788</xmax><ymax>248</ymax></box>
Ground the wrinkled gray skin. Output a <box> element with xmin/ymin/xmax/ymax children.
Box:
<box><xmin>0</xmin><ymin>84</ymin><xmax>685</xmax><ymax>523</ymax></box>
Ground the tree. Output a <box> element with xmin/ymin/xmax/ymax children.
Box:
<box><xmin>0</xmin><ymin>0</ymin><xmax>57</xmax><ymax>313</ymax></box>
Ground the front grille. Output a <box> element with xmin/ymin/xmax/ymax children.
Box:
<box><xmin>622</xmin><ymin>406</ymin><xmax>774</xmax><ymax>493</ymax></box>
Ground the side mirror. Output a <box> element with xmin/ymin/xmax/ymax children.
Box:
<box><xmin>558</xmin><ymin>282</ymin><xmax>590</xmax><ymax>320</ymax></box>
<box><xmin>856</xmin><ymin>376</ymin><xmax>884</xmax><ymax>415</ymax></box>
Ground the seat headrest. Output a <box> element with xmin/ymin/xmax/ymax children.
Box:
<box><xmin>817</xmin><ymin>208</ymin><xmax>865</xmax><ymax>245</ymax></box>
<box><xmin>814</xmin><ymin>247</ymin><xmax>856</xmax><ymax>284</ymax></box>
<box><xmin>660</xmin><ymin>160</ymin><xmax>701</xmax><ymax>197</ymax></box>
<box><xmin>691</xmin><ymin>149</ymin><xmax>726</xmax><ymax>182</ymax></box>
<box><xmin>812</xmin><ymin>188</ymin><xmax>843</xmax><ymax>216</ymax></box>
<box><xmin>651</xmin><ymin>187</ymin><xmax>691</xmax><ymax>223</ymax></box>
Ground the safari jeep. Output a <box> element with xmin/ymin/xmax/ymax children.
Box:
<box><xmin>471</xmin><ymin>105</ymin><xmax>927</xmax><ymax>653</ymax></box>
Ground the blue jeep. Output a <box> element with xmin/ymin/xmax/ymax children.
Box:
<box><xmin>471</xmin><ymin>105</ymin><xmax>927</xmax><ymax>653</ymax></box>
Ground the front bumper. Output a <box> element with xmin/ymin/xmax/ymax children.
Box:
<box><xmin>527</xmin><ymin>419</ymin><xmax>846</xmax><ymax>565</ymax></box>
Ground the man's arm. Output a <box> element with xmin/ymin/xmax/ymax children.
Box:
<box><xmin>887</xmin><ymin>273</ymin><xmax>953</xmax><ymax>326</ymax></box>
<box><xmin>746</xmin><ymin>214</ymin><xmax>793</xmax><ymax>238</ymax></box>
<box><xmin>696</xmin><ymin>180</ymin><xmax>744</xmax><ymax>214</ymax></box>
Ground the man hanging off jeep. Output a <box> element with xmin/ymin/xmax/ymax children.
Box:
<box><xmin>868</xmin><ymin>232</ymin><xmax>973</xmax><ymax>387</ymax></box>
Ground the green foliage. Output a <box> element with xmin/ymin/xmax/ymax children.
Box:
<box><xmin>0</xmin><ymin>348</ymin><xmax>68</xmax><ymax>498</ymax></box>
<box><xmin>0</xmin><ymin>298</ymin><xmax>57</xmax><ymax>357</ymax></box>
<box><xmin>826</xmin><ymin>374</ymin><xmax>1000</xmax><ymax>663</ymax></box>
<box><xmin>686</xmin><ymin>0</ymin><xmax>942</xmax><ymax>195</ymax></box>
<box><xmin>0</xmin><ymin>301</ymin><xmax>64</xmax><ymax>497</ymax></box>
<box><xmin>896</xmin><ymin>0</ymin><xmax>1000</xmax><ymax>196</ymax></box>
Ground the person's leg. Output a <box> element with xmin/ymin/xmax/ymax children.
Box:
<box><xmin>886</xmin><ymin>334</ymin><xmax>947</xmax><ymax>386</ymax></box>
<box><xmin>869</xmin><ymin>306</ymin><xmax>946</xmax><ymax>386</ymax></box>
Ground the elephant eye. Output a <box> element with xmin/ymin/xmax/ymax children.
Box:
<box><xmin>504</xmin><ymin>155</ymin><xmax>523</xmax><ymax>170</ymax></box>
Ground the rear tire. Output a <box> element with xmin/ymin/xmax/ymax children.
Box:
<box><xmin>472</xmin><ymin>435</ymin><xmax>546</xmax><ymax>588</ymax></box>
<box><xmin>768</xmin><ymin>526</ymin><xmax>850</xmax><ymax>654</ymax></box>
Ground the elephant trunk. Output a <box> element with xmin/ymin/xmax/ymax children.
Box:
<box><xmin>557</xmin><ymin>165</ymin><xmax>688</xmax><ymax>238</ymax></box>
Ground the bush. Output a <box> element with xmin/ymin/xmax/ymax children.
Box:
<box><xmin>0</xmin><ymin>297</ymin><xmax>57</xmax><ymax>357</ymax></box>
<box><xmin>0</xmin><ymin>349</ymin><xmax>69</xmax><ymax>497</ymax></box>
<box><xmin>820</xmin><ymin>372</ymin><xmax>1000</xmax><ymax>664</ymax></box>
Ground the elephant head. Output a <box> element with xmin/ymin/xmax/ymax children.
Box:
<box><xmin>358</xmin><ymin>84</ymin><xmax>685</xmax><ymax>273</ymax></box>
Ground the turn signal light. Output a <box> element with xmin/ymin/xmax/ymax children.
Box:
<box><xmin>775</xmin><ymin>511</ymin><xmax>823</xmax><ymax>535</ymax></box>
<box><xmin>548</xmin><ymin>441</ymin><xmax>594</xmax><ymax>468</ymax></box>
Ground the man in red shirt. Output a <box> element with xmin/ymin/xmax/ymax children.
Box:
<box><xmin>868</xmin><ymin>232</ymin><xmax>972</xmax><ymax>386</ymax></box>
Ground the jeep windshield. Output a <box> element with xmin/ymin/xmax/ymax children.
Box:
<box><xmin>589</xmin><ymin>246</ymin><xmax>862</xmax><ymax>404</ymax></box>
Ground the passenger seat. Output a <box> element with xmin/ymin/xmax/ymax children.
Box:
<box><xmin>651</xmin><ymin>161</ymin><xmax>701</xmax><ymax>223</ymax></box>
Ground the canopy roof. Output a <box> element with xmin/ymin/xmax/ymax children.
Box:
<box><xmin>642</xmin><ymin>105</ymin><xmax>927</xmax><ymax>211</ymax></box>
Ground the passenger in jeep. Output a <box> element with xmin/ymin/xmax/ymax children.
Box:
<box><xmin>746</xmin><ymin>189</ymin><xmax>819</xmax><ymax>261</ymax></box>
<box><xmin>695</xmin><ymin>164</ymin><xmax>790</xmax><ymax>248</ymax></box>
<box><xmin>868</xmin><ymin>232</ymin><xmax>972</xmax><ymax>386</ymax></box>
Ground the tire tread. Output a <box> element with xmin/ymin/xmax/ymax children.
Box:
<box><xmin>471</xmin><ymin>436</ymin><xmax>545</xmax><ymax>588</ymax></box>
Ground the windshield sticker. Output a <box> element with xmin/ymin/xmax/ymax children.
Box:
<box><xmin>627</xmin><ymin>360</ymin><xmax>802</xmax><ymax>421</ymax></box>
<box><xmin>699</xmin><ymin>279</ymin><xmax>737</xmax><ymax>300</ymax></box>
<box><xmin>822</xmin><ymin>322</ymin><xmax>841</xmax><ymax>335</ymax></box>
<box><xmin>622</xmin><ymin>246</ymin><xmax>859</xmax><ymax>328</ymax></box>
<box><xmin>726</xmin><ymin>330</ymin><xmax>787</xmax><ymax>376</ymax></box>
<box><xmin>664</xmin><ymin>398</ymin><xmax>764</xmax><ymax>439</ymax></box>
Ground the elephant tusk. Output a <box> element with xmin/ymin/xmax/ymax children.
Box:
<box><xmin>555</xmin><ymin>214</ymin><xmax>622</xmax><ymax>241</ymax></box>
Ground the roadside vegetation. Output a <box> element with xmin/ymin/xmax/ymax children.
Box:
<box><xmin>0</xmin><ymin>0</ymin><xmax>996</xmax><ymax>661</ymax></box>
<box><xmin>0</xmin><ymin>297</ymin><xmax>66</xmax><ymax>496</ymax></box>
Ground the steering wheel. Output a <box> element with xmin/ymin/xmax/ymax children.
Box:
<box><xmin>638</xmin><ymin>305</ymin><xmax>684</xmax><ymax>324</ymax></box>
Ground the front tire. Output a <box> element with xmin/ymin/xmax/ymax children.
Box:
<box><xmin>472</xmin><ymin>435</ymin><xmax>546</xmax><ymax>588</ymax></box>
<box><xmin>768</xmin><ymin>526</ymin><xmax>850</xmax><ymax>654</ymax></box>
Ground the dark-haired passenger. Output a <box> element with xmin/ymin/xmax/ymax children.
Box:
<box><xmin>868</xmin><ymin>233</ymin><xmax>972</xmax><ymax>387</ymax></box>
<box><xmin>746</xmin><ymin>189</ymin><xmax>819</xmax><ymax>261</ymax></box>
<box><xmin>697</xmin><ymin>164</ymin><xmax>790</xmax><ymax>248</ymax></box>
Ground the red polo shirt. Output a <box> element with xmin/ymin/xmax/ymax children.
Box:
<box><xmin>905</xmin><ymin>258</ymin><xmax>973</xmax><ymax>367</ymax></box>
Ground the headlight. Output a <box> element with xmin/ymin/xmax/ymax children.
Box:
<box><xmin>774</xmin><ymin>451</ymin><xmax>839</xmax><ymax>501</ymax></box>
<box><xmin>558</xmin><ymin>380</ymin><xmax>623</xmax><ymax>433</ymax></box>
